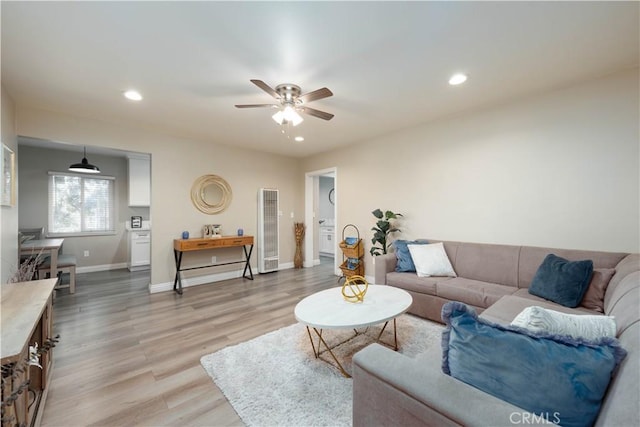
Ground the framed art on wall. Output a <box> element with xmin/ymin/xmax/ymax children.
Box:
<box><xmin>1</xmin><ymin>143</ymin><xmax>15</xmax><ymax>207</ymax></box>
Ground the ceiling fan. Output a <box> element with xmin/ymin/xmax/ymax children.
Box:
<box><xmin>235</xmin><ymin>79</ymin><xmax>334</xmax><ymax>125</ymax></box>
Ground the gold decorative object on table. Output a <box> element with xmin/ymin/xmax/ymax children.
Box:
<box><xmin>294</xmin><ymin>222</ymin><xmax>305</xmax><ymax>269</ymax></box>
<box><xmin>341</xmin><ymin>275</ymin><xmax>369</xmax><ymax>303</ymax></box>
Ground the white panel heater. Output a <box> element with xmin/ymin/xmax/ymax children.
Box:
<box><xmin>258</xmin><ymin>188</ymin><xmax>279</xmax><ymax>273</ymax></box>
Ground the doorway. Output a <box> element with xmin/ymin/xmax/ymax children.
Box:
<box><xmin>304</xmin><ymin>167</ymin><xmax>338</xmax><ymax>275</ymax></box>
<box><xmin>17</xmin><ymin>137</ymin><xmax>152</xmax><ymax>282</ymax></box>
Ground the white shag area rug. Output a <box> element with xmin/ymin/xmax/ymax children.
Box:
<box><xmin>200</xmin><ymin>314</ymin><xmax>444</xmax><ymax>427</ymax></box>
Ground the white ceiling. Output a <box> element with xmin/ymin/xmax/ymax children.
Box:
<box><xmin>2</xmin><ymin>1</ymin><xmax>638</xmax><ymax>158</ymax></box>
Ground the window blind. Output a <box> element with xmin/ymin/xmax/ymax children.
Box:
<box><xmin>48</xmin><ymin>172</ymin><xmax>115</xmax><ymax>235</ymax></box>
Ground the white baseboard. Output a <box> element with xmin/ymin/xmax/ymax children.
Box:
<box><xmin>127</xmin><ymin>264</ymin><xmax>151</xmax><ymax>272</ymax></box>
<box><xmin>278</xmin><ymin>262</ymin><xmax>294</xmax><ymax>270</ymax></box>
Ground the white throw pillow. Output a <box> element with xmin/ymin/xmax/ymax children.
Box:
<box><xmin>511</xmin><ymin>306</ymin><xmax>616</xmax><ymax>341</ymax></box>
<box><xmin>408</xmin><ymin>242</ymin><xmax>457</xmax><ymax>277</ymax></box>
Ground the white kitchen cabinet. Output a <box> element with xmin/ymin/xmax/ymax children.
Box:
<box><xmin>319</xmin><ymin>226</ymin><xmax>335</xmax><ymax>255</ymax></box>
<box><xmin>128</xmin><ymin>156</ymin><xmax>150</xmax><ymax>206</ymax></box>
<box><xmin>128</xmin><ymin>229</ymin><xmax>150</xmax><ymax>271</ymax></box>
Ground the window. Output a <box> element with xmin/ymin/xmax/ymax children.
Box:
<box><xmin>48</xmin><ymin>172</ymin><xmax>115</xmax><ymax>235</ymax></box>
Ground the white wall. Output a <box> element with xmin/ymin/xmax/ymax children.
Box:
<box><xmin>302</xmin><ymin>68</ymin><xmax>640</xmax><ymax>277</ymax></box>
<box><xmin>0</xmin><ymin>85</ymin><xmax>19</xmax><ymax>283</ymax></box>
<box><xmin>16</xmin><ymin>107</ymin><xmax>302</xmax><ymax>287</ymax></box>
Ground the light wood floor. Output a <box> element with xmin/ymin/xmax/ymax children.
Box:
<box><xmin>41</xmin><ymin>258</ymin><xmax>338</xmax><ymax>427</ymax></box>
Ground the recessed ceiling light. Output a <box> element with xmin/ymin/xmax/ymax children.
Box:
<box><xmin>294</xmin><ymin>136</ymin><xmax>304</xmax><ymax>142</ymax></box>
<box><xmin>124</xmin><ymin>90</ymin><xmax>143</xmax><ymax>101</ymax></box>
<box><xmin>448</xmin><ymin>73</ymin><xmax>467</xmax><ymax>85</ymax></box>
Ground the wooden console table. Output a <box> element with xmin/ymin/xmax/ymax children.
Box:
<box><xmin>173</xmin><ymin>236</ymin><xmax>254</xmax><ymax>295</ymax></box>
<box><xmin>1</xmin><ymin>278</ymin><xmax>57</xmax><ymax>427</ymax></box>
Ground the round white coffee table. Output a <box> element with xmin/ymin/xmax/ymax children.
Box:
<box><xmin>294</xmin><ymin>285</ymin><xmax>413</xmax><ymax>377</ymax></box>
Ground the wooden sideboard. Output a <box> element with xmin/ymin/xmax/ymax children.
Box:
<box><xmin>173</xmin><ymin>236</ymin><xmax>254</xmax><ymax>294</ymax></box>
<box><xmin>1</xmin><ymin>278</ymin><xmax>57</xmax><ymax>427</ymax></box>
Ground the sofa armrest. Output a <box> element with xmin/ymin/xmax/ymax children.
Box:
<box><xmin>374</xmin><ymin>253</ymin><xmax>397</xmax><ymax>284</ymax></box>
<box><xmin>353</xmin><ymin>344</ymin><xmax>549</xmax><ymax>427</ymax></box>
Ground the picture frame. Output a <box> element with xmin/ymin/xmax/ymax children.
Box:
<box><xmin>1</xmin><ymin>143</ymin><xmax>15</xmax><ymax>207</ymax></box>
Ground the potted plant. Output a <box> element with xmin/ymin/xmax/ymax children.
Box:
<box><xmin>369</xmin><ymin>209</ymin><xmax>403</xmax><ymax>256</ymax></box>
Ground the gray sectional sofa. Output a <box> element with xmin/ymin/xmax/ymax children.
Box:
<box><xmin>353</xmin><ymin>240</ymin><xmax>639</xmax><ymax>426</ymax></box>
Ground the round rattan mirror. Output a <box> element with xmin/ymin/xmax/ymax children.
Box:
<box><xmin>191</xmin><ymin>174</ymin><xmax>232</xmax><ymax>214</ymax></box>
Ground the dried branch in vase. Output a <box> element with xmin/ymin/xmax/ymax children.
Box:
<box><xmin>294</xmin><ymin>223</ymin><xmax>305</xmax><ymax>269</ymax></box>
<box><xmin>294</xmin><ymin>222</ymin><xmax>306</xmax><ymax>243</ymax></box>
<box><xmin>7</xmin><ymin>249</ymin><xmax>45</xmax><ymax>283</ymax></box>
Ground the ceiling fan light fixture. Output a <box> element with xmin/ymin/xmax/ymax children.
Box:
<box><xmin>69</xmin><ymin>146</ymin><xmax>101</xmax><ymax>174</ymax></box>
<box><xmin>272</xmin><ymin>105</ymin><xmax>303</xmax><ymax>126</ymax></box>
<box><xmin>283</xmin><ymin>105</ymin><xmax>303</xmax><ymax>126</ymax></box>
<box><xmin>272</xmin><ymin>110</ymin><xmax>285</xmax><ymax>125</ymax></box>
<box><xmin>239</xmin><ymin>80</ymin><xmax>331</xmax><ymax>125</ymax></box>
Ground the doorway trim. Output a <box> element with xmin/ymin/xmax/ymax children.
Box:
<box><xmin>304</xmin><ymin>166</ymin><xmax>339</xmax><ymax>275</ymax></box>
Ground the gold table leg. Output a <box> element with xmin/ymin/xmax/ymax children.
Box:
<box><xmin>304</xmin><ymin>318</ymin><xmax>400</xmax><ymax>378</ymax></box>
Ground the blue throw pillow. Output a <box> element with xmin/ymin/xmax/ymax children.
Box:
<box><xmin>528</xmin><ymin>254</ymin><xmax>593</xmax><ymax>307</ymax></box>
<box><xmin>441</xmin><ymin>302</ymin><xmax>626</xmax><ymax>427</ymax></box>
<box><xmin>393</xmin><ymin>239</ymin><xmax>428</xmax><ymax>272</ymax></box>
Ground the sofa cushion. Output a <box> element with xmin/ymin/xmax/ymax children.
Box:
<box><xmin>580</xmin><ymin>268</ymin><xmax>615</xmax><ymax>313</ymax></box>
<box><xmin>604</xmin><ymin>254</ymin><xmax>640</xmax><ymax>312</ymax></box>
<box><xmin>441</xmin><ymin>301</ymin><xmax>627</xmax><ymax>427</ymax></box>
<box><xmin>604</xmin><ymin>271</ymin><xmax>640</xmax><ymax>336</ymax></box>
<box><xmin>481</xmin><ymin>294</ymin><xmax>594</xmax><ymax>325</ymax></box>
<box><xmin>510</xmin><ymin>306</ymin><xmax>616</xmax><ymax>341</ymax></box>
<box><xmin>528</xmin><ymin>254</ymin><xmax>593</xmax><ymax>307</ymax></box>
<box><xmin>393</xmin><ymin>239</ymin><xmax>428</xmax><ymax>272</ymax></box>
<box><xmin>436</xmin><ymin>277</ymin><xmax>516</xmax><ymax>309</ymax></box>
<box><xmin>453</xmin><ymin>242</ymin><xmax>520</xmax><ymax>287</ymax></box>
<box><xmin>385</xmin><ymin>272</ymin><xmax>440</xmax><ymax>295</ymax></box>
<box><xmin>408</xmin><ymin>242</ymin><xmax>457</xmax><ymax>277</ymax></box>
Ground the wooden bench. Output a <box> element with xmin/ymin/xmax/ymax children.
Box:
<box><xmin>38</xmin><ymin>254</ymin><xmax>76</xmax><ymax>294</ymax></box>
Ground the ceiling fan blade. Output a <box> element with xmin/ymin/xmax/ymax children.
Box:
<box><xmin>250</xmin><ymin>79</ymin><xmax>280</xmax><ymax>99</ymax></box>
<box><xmin>299</xmin><ymin>106</ymin><xmax>334</xmax><ymax>121</ymax></box>
<box><xmin>298</xmin><ymin>87</ymin><xmax>333</xmax><ymax>104</ymax></box>
<box><xmin>235</xmin><ymin>104</ymin><xmax>277</xmax><ymax>108</ymax></box>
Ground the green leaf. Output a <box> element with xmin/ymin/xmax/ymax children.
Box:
<box><xmin>377</xmin><ymin>221</ymin><xmax>390</xmax><ymax>232</ymax></box>
<box><xmin>372</xmin><ymin>209</ymin><xmax>383</xmax><ymax>219</ymax></box>
<box><xmin>385</xmin><ymin>210</ymin><xmax>403</xmax><ymax>219</ymax></box>
<box><xmin>373</xmin><ymin>230</ymin><xmax>386</xmax><ymax>239</ymax></box>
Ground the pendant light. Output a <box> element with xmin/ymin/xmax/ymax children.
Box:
<box><xmin>69</xmin><ymin>146</ymin><xmax>100</xmax><ymax>174</ymax></box>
